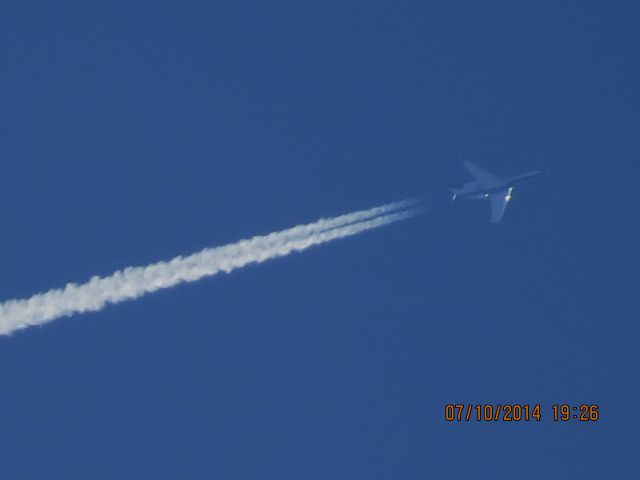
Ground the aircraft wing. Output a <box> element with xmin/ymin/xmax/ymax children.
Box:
<box><xmin>489</xmin><ymin>189</ymin><xmax>512</xmax><ymax>223</ymax></box>
<box><xmin>463</xmin><ymin>161</ymin><xmax>502</xmax><ymax>188</ymax></box>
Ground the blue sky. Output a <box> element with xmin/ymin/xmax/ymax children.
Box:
<box><xmin>1</xmin><ymin>1</ymin><xmax>638</xmax><ymax>478</ymax></box>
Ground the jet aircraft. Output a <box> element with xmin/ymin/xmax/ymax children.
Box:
<box><xmin>450</xmin><ymin>161</ymin><xmax>547</xmax><ymax>223</ymax></box>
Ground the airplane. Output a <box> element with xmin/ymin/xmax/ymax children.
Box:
<box><xmin>450</xmin><ymin>161</ymin><xmax>547</xmax><ymax>223</ymax></box>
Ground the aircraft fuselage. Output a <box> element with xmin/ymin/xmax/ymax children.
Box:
<box><xmin>454</xmin><ymin>170</ymin><xmax>547</xmax><ymax>199</ymax></box>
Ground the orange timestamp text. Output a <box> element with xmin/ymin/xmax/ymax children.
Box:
<box><xmin>444</xmin><ymin>404</ymin><xmax>600</xmax><ymax>422</ymax></box>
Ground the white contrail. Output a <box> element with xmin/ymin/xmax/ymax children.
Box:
<box><xmin>0</xmin><ymin>201</ymin><xmax>421</xmax><ymax>335</ymax></box>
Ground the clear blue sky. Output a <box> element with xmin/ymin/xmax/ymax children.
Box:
<box><xmin>1</xmin><ymin>1</ymin><xmax>638</xmax><ymax>478</ymax></box>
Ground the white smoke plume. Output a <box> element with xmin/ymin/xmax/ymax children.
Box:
<box><xmin>0</xmin><ymin>200</ymin><xmax>420</xmax><ymax>335</ymax></box>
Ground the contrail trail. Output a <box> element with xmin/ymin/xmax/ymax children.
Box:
<box><xmin>0</xmin><ymin>200</ymin><xmax>421</xmax><ymax>336</ymax></box>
